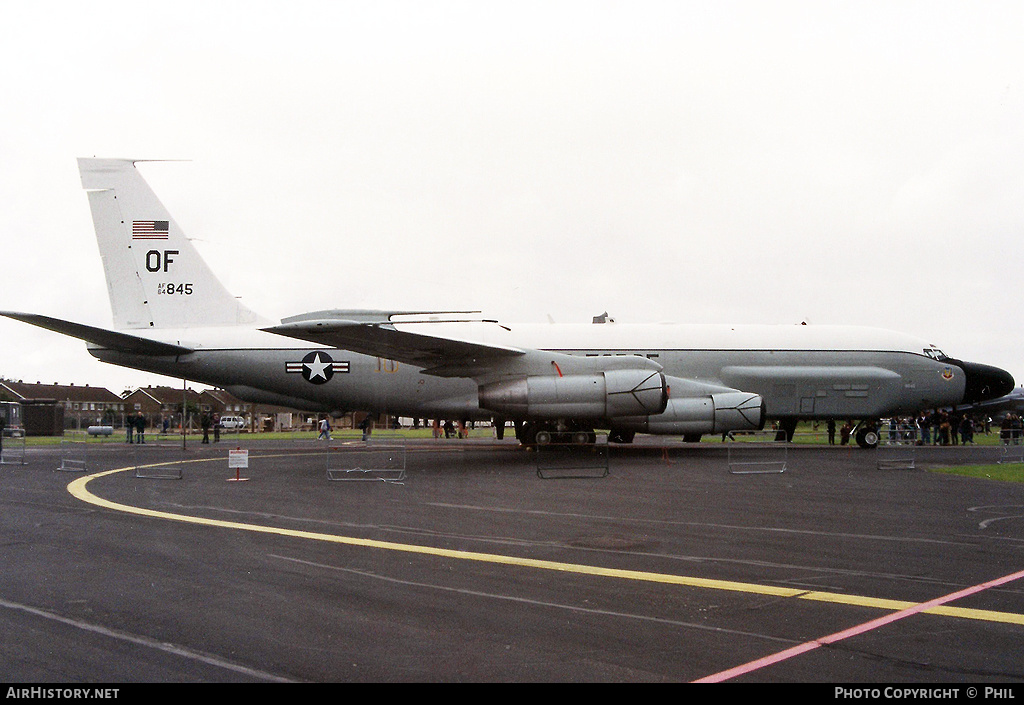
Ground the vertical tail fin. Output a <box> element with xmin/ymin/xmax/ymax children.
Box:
<box><xmin>78</xmin><ymin>158</ymin><xmax>266</xmax><ymax>330</ymax></box>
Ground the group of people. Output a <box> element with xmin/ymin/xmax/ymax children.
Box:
<box><xmin>432</xmin><ymin>419</ymin><xmax>470</xmax><ymax>439</ymax></box>
<box><xmin>824</xmin><ymin>410</ymin><xmax>1022</xmax><ymax>446</ymax></box>
<box><xmin>123</xmin><ymin>412</ymin><xmax>236</xmax><ymax>443</ymax></box>
<box><xmin>897</xmin><ymin>410</ymin><xmax>979</xmax><ymax>446</ymax></box>
<box><xmin>316</xmin><ymin>414</ymin><xmax>373</xmax><ymax>441</ymax></box>
<box><xmin>124</xmin><ymin>413</ymin><xmax>148</xmax><ymax>444</ymax></box>
<box><xmin>314</xmin><ymin>415</ymin><xmax>478</xmax><ymax>441</ymax></box>
<box><xmin>200</xmin><ymin>412</ymin><xmax>221</xmax><ymax>443</ymax></box>
<box><xmin>1000</xmin><ymin>413</ymin><xmax>1024</xmax><ymax>445</ymax></box>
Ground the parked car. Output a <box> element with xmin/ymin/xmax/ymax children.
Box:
<box><xmin>219</xmin><ymin>416</ymin><xmax>247</xmax><ymax>430</ymax></box>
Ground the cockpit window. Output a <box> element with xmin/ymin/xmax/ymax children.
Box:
<box><xmin>924</xmin><ymin>347</ymin><xmax>949</xmax><ymax>361</ymax></box>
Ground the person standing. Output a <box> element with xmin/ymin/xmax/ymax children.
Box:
<box><xmin>358</xmin><ymin>413</ymin><xmax>372</xmax><ymax>441</ymax></box>
<box><xmin>135</xmin><ymin>414</ymin><xmax>146</xmax><ymax>444</ymax></box>
<box><xmin>318</xmin><ymin>417</ymin><xmax>332</xmax><ymax>441</ymax></box>
<box><xmin>840</xmin><ymin>421</ymin><xmax>852</xmax><ymax>446</ymax></box>
<box><xmin>959</xmin><ymin>415</ymin><xmax>974</xmax><ymax>445</ymax></box>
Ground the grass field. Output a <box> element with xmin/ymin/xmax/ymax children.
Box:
<box><xmin>8</xmin><ymin>422</ymin><xmax>1024</xmax><ymax>483</ymax></box>
<box><xmin>930</xmin><ymin>464</ymin><xmax>1024</xmax><ymax>483</ymax></box>
<box><xmin>9</xmin><ymin>421</ymin><xmax>1017</xmax><ymax>446</ymax></box>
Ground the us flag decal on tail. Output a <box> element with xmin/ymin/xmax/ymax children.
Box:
<box><xmin>132</xmin><ymin>220</ymin><xmax>169</xmax><ymax>239</ymax></box>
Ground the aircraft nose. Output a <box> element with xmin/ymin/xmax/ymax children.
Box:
<box><xmin>953</xmin><ymin>360</ymin><xmax>1015</xmax><ymax>404</ymax></box>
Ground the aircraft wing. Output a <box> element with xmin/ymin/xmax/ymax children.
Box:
<box><xmin>263</xmin><ymin>310</ymin><xmax>526</xmax><ymax>376</ymax></box>
<box><xmin>263</xmin><ymin>310</ymin><xmax>665</xmax><ymax>380</ymax></box>
<box><xmin>0</xmin><ymin>312</ymin><xmax>193</xmax><ymax>356</ymax></box>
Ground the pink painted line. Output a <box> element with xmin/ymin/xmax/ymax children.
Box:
<box><xmin>693</xmin><ymin>568</ymin><xmax>1024</xmax><ymax>683</ymax></box>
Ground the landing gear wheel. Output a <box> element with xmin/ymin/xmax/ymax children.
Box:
<box><xmin>609</xmin><ymin>430</ymin><xmax>635</xmax><ymax>444</ymax></box>
<box><xmin>571</xmin><ymin>430</ymin><xmax>595</xmax><ymax>445</ymax></box>
<box><xmin>855</xmin><ymin>426</ymin><xmax>879</xmax><ymax>449</ymax></box>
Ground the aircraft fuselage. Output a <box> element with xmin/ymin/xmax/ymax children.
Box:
<box><xmin>87</xmin><ymin>321</ymin><xmax>972</xmax><ymax>423</ymax></box>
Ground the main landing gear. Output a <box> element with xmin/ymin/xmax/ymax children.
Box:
<box><xmin>515</xmin><ymin>421</ymin><xmax>597</xmax><ymax>446</ymax></box>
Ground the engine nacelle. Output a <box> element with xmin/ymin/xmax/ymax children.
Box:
<box><xmin>613</xmin><ymin>391</ymin><xmax>766</xmax><ymax>435</ymax></box>
<box><xmin>478</xmin><ymin>369</ymin><xmax>667</xmax><ymax>419</ymax></box>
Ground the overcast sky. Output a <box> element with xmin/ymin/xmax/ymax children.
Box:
<box><xmin>1</xmin><ymin>0</ymin><xmax>1022</xmax><ymax>394</ymax></box>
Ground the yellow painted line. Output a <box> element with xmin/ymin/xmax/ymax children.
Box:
<box><xmin>68</xmin><ymin>463</ymin><xmax>1024</xmax><ymax>627</ymax></box>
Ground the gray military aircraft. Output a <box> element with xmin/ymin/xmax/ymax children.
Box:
<box><xmin>954</xmin><ymin>386</ymin><xmax>1024</xmax><ymax>423</ymax></box>
<box><xmin>1</xmin><ymin>159</ymin><xmax>1015</xmax><ymax>448</ymax></box>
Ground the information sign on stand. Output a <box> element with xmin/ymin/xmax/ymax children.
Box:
<box><xmin>227</xmin><ymin>448</ymin><xmax>250</xmax><ymax>482</ymax></box>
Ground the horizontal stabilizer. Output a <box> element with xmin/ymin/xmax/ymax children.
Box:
<box><xmin>0</xmin><ymin>311</ymin><xmax>193</xmax><ymax>356</ymax></box>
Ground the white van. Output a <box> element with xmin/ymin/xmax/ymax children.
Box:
<box><xmin>219</xmin><ymin>416</ymin><xmax>247</xmax><ymax>430</ymax></box>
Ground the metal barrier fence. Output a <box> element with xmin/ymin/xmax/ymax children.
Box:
<box><xmin>133</xmin><ymin>445</ymin><xmax>184</xmax><ymax>479</ymax></box>
<box><xmin>884</xmin><ymin>421</ymin><xmax>920</xmax><ymax>446</ymax></box>
<box><xmin>725</xmin><ymin>431</ymin><xmax>788</xmax><ymax>474</ymax></box>
<box><xmin>876</xmin><ymin>444</ymin><xmax>916</xmax><ymax>470</ymax></box>
<box><xmin>56</xmin><ymin>440</ymin><xmax>88</xmax><ymax>472</ymax></box>
<box><xmin>0</xmin><ymin>433</ymin><xmax>27</xmax><ymax>466</ymax></box>
<box><xmin>875</xmin><ymin>423</ymin><xmax>918</xmax><ymax>470</ymax></box>
<box><xmin>535</xmin><ymin>435</ymin><xmax>610</xmax><ymax>479</ymax></box>
<box><xmin>998</xmin><ymin>443</ymin><xmax>1024</xmax><ymax>465</ymax></box>
<box><xmin>326</xmin><ymin>438</ymin><xmax>407</xmax><ymax>483</ymax></box>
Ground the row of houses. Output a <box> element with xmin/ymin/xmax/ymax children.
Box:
<box><xmin>0</xmin><ymin>380</ymin><xmax>325</xmax><ymax>435</ymax></box>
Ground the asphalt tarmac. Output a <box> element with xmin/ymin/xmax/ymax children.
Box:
<box><xmin>2</xmin><ymin>436</ymin><xmax>1023</xmax><ymax>684</ymax></box>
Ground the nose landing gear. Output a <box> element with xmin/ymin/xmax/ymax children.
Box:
<box><xmin>854</xmin><ymin>423</ymin><xmax>880</xmax><ymax>449</ymax></box>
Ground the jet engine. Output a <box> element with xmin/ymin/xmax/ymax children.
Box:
<box><xmin>478</xmin><ymin>368</ymin><xmax>667</xmax><ymax>419</ymax></box>
<box><xmin>612</xmin><ymin>377</ymin><xmax>766</xmax><ymax>435</ymax></box>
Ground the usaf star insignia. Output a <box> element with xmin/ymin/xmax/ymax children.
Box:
<box><xmin>286</xmin><ymin>351</ymin><xmax>350</xmax><ymax>384</ymax></box>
